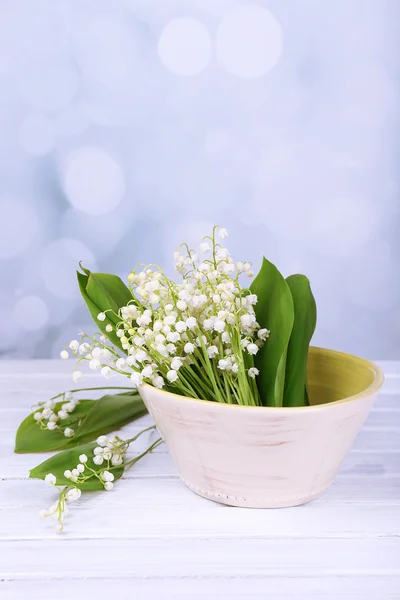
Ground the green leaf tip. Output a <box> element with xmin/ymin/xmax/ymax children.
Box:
<box><xmin>78</xmin><ymin>262</ymin><xmax>91</xmax><ymax>276</ymax></box>
<box><xmin>77</xmin><ymin>268</ymin><xmax>133</xmax><ymax>350</ymax></box>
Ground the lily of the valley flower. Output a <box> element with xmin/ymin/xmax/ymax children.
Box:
<box><xmin>61</xmin><ymin>226</ymin><xmax>269</xmax><ymax>406</ymax></box>
<box><xmin>32</xmin><ymin>393</ymin><xmax>79</xmax><ymax>438</ymax></box>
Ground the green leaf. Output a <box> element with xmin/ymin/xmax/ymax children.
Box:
<box><xmin>250</xmin><ymin>257</ymin><xmax>294</xmax><ymax>407</ymax></box>
<box><xmin>283</xmin><ymin>275</ymin><xmax>317</xmax><ymax>407</ymax></box>
<box><xmin>29</xmin><ymin>442</ymin><xmax>124</xmax><ymax>491</ymax></box>
<box><xmin>73</xmin><ymin>392</ymin><xmax>147</xmax><ymax>443</ymax></box>
<box><xmin>14</xmin><ymin>392</ymin><xmax>147</xmax><ymax>453</ymax></box>
<box><xmin>77</xmin><ymin>266</ymin><xmax>134</xmax><ymax>350</ymax></box>
<box><xmin>14</xmin><ymin>400</ymin><xmax>96</xmax><ymax>453</ymax></box>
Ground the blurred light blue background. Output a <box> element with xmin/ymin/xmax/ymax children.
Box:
<box><xmin>1</xmin><ymin>0</ymin><xmax>399</xmax><ymax>359</ymax></box>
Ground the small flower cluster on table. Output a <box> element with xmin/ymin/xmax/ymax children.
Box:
<box><xmin>63</xmin><ymin>452</ymin><xmax>115</xmax><ymax>490</ymax></box>
<box><xmin>61</xmin><ymin>227</ymin><xmax>269</xmax><ymax>406</ymax></box>
<box><xmin>41</xmin><ymin>434</ymin><xmax>130</xmax><ymax>532</ymax></box>
<box><xmin>40</xmin><ymin>481</ymin><xmax>81</xmax><ymax>533</ymax></box>
<box><xmin>32</xmin><ymin>391</ymin><xmax>79</xmax><ymax>438</ymax></box>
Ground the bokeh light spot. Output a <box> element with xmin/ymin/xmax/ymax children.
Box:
<box><xmin>63</xmin><ymin>146</ymin><xmax>126</xmax><ymax>216</ymax></box>
<box><xmin>216</xmin><ymin>4</ymin><xmax>282</xmax><ymax>78</ymax></box>
<box><xmin>158</xmin><ymin>18</ymin><xmax>211</xmax><ymax>76</ymax></box>
<box><xmin>14</xmin><ymin>295</ymin><xmax>49</xmax><ymax>331</ymax></box>
<box><xmin>40</xmin><ymin>238</ymin><xmax>96</xmax><ymax>299</ymax></box>
<box><xmin>0</xmin><ymin>199</ymin><xmax>39</xmax><ymax>259</ymax></box>
<box><xmin>61</xmin><ymin>208</ymin><xmax>129</xmax><ymax>260</ymax></box>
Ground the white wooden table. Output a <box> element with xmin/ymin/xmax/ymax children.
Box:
<box><xmin>0</xmin><ymin>360</ymin><xmax>399</xmax><ymax>599</ymax></box>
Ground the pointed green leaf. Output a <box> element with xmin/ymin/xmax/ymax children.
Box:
<box><xmin>14</xmin><ymin>400</ymin><xmax>96</xmax><ymax>453</ymax></box>
<box><xmin>283</xmin><ymin>275</ymin><xmax>317</xmax><ymax>407</ymax></box>
<box><xmin>73</xmin><ymin>392</ymin><xmax>147</xmax><ymax>443</ymax></box>
<box><xmin>77</xmin><ymin>266</ymin><xmax>134</xmax><ymax>350</ymax></box>
<box><xmin>250</xmin><ymin>257</ymin><xmax>294</xmax><ymax>407</ymax></box>
<box><xmin>29</xmin><ymin>442</ymin><xmax>124</xmax><ymax>491</ymax></box>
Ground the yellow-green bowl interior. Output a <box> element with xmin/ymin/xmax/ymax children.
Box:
<box><xmin>307</xmin><ymin>346</ymin><xmax>383</xmax><ymax>406</ymax></box>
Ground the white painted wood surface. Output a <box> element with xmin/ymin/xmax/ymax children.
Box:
<box><xmin>0</xmin><ymin>360</ymin><xmax>399</xmax><ymax>599</ymax></box>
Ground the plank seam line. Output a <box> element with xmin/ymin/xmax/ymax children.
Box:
<box><xmin>1</xmin><ymin>534</ymin><xmax>399</xmax><ymax>542</ymax></box>
<box><xmin>1</xmin><ymin>573</ymin><xmax>400</xmax><ymax>581</ymax></box>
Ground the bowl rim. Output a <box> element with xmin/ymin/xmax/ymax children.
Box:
<box><xmin>139</xmin><ymin>346</ymin><xmax>384</xmax><ymax>412</ymax></box>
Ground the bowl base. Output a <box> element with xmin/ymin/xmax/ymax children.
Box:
<box><xmin>181</xmin><ymin>477</ymin><xmax>334</xmax><ymax>508</ymax></box>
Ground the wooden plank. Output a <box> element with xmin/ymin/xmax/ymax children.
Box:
<box><xmin>1</xmin><ymin>577</ymin><xmax>400</xmax><ymax>599</ymax></box>
<box><xmin>0</xmin><ymin>538</ymin><xmax>399</xmax><ymax>577</ymax></box>
<box><xmin>377</xmin><ymin>394</ymin><xmax>400</xmax><ymax>408</ymax></box>
<box><xmin>376</xmin><ymin>360</ymin><xmax>400</xmax><ymax>375</ymax></box>
<box><xmin>0</xmin><ymin>388</ymin><xmax>123</xmax><ymax>408</ymax></box>
<box><xmin>379</xmin><ymin>376</ymin><xmax>400</xmax><ymax>394</ymax></box>
<box><xmin>1</xmin><ymin>485</ymin><xmax>399</xmax><ymax>540</ymax></box>
<box><xmin>350</xmin><ymin>429</ymin><xmax>400</xmax><ymax>451</ymax></box>
<box><xmin>0</xmin><ymin>378</ymin><xmax>129</xmax><ymax>400</ymax></box>
<box><xmin>2</xmin><ymin>447</ymin><xmax>400</xmax><ymax>480</ymax></box>
<box><xmin>340</xmin><ymin>451</ymin><xmax>400</xmax><ymax>476</ymax></box>
<box><xmin>1</xmin><ymin>476</ymin><xmax>399</xmax><ymax>516</ymax></box>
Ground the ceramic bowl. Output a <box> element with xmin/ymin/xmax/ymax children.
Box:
<box><xmin>139</xmin><ymin>347</ymin><xmax>384</xmax><ymax>508</ymax></box>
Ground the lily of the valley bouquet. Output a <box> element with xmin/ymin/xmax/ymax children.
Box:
<box><xmin>15</xmin><ymin>227</ymin><xmax>316</xmax><ymax>530</ymax></box>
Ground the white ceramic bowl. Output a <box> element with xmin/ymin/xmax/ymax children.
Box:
<box><xmin>139</xmin><ymin>347</ymin><xmax>384</xmax><ymax>508</ymax></box>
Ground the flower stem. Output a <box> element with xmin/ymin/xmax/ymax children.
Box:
<box><xmin>49</xmin><ymin>386</ymin><xmax>135</xmax><ymax>401</ymax></box>
<box><xmin>125</xmin><ymin>438</ymin><xmax>163</xmax><ymax>469</ymax></box>
<box><xmin>125</xmin><ymin>425</ymin><xmax>156</xmax><ymax>445</ymax></box>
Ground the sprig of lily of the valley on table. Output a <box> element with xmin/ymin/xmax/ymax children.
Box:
<box><xmin>14</xmin><ymin>226</ymin><xmax>316</xmax><ymax>531</ymax></box>
<box><xmin>15</xmin><ymin>385</ymin><xmax>161</xmax><ymax>531</ymax></box>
